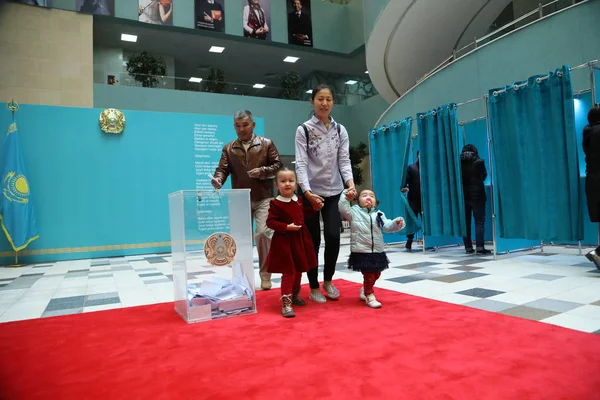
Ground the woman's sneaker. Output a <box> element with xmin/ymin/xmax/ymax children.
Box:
<box><xmin>322</xmin><ymin>281</ymin><xmax>340</xmax><ymax>299</ymax></box>
<box><xmin>309</xmin><ymin>288</ymin><xmax>327</xmax><ymax>303</ymax></box>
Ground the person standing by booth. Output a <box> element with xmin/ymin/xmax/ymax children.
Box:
<box><xmin>295</xmin><ymin>84</ymin><xmax>356</xmax><ymax>303</ymax></box>
<box><xmin>212</xmin><ymin>110</ymin><xmax>283</xmax><ymax>290</ymax></box>
<box><xmin>401</xmin><ymin>151</ymin><xmax>421</xmax><ymax>251</ymax></box>
<box><xmin>583</xmin><ymin>104</ymin><xmax>600</xmax><ymax>269</ymax></box>
<box><xmin>460</xmin><ymin>144</ymin><xmax>491</xmax><ymax>255</ymax></box>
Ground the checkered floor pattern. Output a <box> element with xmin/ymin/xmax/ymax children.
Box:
<box><xmin>2</xmin><ymin>234</ymin><xmax>600</xmax><ymax>334</ymax></box>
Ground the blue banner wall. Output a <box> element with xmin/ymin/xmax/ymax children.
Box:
<box><xmin>0</xmin><ymin>104</ymin><xmax>265</xmax><ymax>263</ymax></box>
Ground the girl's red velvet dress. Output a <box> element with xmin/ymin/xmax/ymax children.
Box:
<box><xmin>264</xmin><ymin>195</ymin><xmax>317</xmax><ymax>275</ymax></box>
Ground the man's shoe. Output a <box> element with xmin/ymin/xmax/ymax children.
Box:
<box><xmin>261</xmin><ymin>280</ymin><xmax>272</xmax><ymax>290</ymax></box>
<box><xmin>586</xmin><ymin>250</ymin><xmax>600</xmax><ymax>270</ymax></box>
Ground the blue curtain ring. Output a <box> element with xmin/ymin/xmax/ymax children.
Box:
<box><xmin>382</xmin><ymin>126</ymin><xmax>388</xmax><ymax>132</ymax></box>
<box><xmin>536</xmin><ymin>77</ymin><xmax>542</xmax><ymax>83</ymax></box>
<box><xmin>432</xmin><ymin>110</ymin><xmax>437</xmax><ymax>116</ymax></box>
<box><xmin>493</xmin><ymin>91</ymin><xmax>498</xmax><ymax>97</ymax></box>
<box><xmin>557</xmin><ymin>71</ymin><xmax>563</xmax><ymax>78</ymax></box>
<box><xmin>393</xmin><ymin>122</ymin><xmax>398</xmax><ymax>129</ymax></box>
<box><xmin>371</xmin><ymin>129</ymin><xmax>377</xmax><ymax>135</ymax></box>
<box><xmin>513</xmin><ymin>84</ymin><xmax>519</xmax><ymax>91</ymax></box>
<box><xmin>419</xmin><ymin>114</ymin><xmax>425</xmax><ymax>120</ymax></box>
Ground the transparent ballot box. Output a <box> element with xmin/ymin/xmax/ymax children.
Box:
<box><xmin>168</xmin><ymin>189</ymin><xmax>256</xmax><ymax>323</ymax></box>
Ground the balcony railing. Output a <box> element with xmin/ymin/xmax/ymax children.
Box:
<box><xmin>100</xmin><ymin>72</ymin><xmax>376</xmax><ymax>105</ymax></box>
<box><xmin>415</xmin><ymin>0</ymin><xmax>582</xmax><ymax>86</ymax></box>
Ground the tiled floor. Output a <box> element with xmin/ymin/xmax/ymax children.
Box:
<box><xmin>2</xmin><ymin>234</ymin><xmax>600</xmax><ymax>334</ymax></box>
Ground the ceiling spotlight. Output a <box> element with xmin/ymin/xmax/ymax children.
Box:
<box><xmin>284</xmin><ymin>56</ymin><xmax>299</xmax><ymax>63</ymax></box>
<box><xmin>209</xmin><ymin>46</ymin><xmax>225</xmax><ymax>53</ymax></box>
<box><xmin>345</xmin><ymin>80</ymin><xmax>358</xmax><ymax>85</ymax></box>
<box><xmin>121</xmin><ymin>34</ymin><xmax>137</xmax><ymax>42</ymax></box>
<box><xmin>253</xmin><ymin>84</ymin><xmax>266</xmax><ymax>89</ymax></box>
<box><xmin>189</xmin><ymin>77</ymin><xmax>202</xmax><ymax>83</ymax></box>
<box><xmin>306</xmin><ymin>89</ymin><xmax>313</xmax><ymax>93</ymax></box>
<box><xmin>365</xmin><ymin>70</ymin><xmax>369</xmax><ymax>74</ymax></box>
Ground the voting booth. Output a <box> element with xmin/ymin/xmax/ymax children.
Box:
<box><xmin>168</xmin><ymin>189</ymin><xmax>256</xmax><ymax>323</ymax></box>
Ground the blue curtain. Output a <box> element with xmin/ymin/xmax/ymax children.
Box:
<box><xmin>488</xmin><ymin>65</ymin><xmax>582</xmax><ymax>242</ymax></box>
<box><xmin>417</xmin><ymin>103</ymin><xmax>466</xmax><ymax>237</ymax></box>
<box><xmin>370</xmin><ymin>118</ymin><xmax>420</xmax><ymax>241</ymax></box>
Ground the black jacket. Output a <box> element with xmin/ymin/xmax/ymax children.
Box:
<box><xmin>583</xmin><ymin>123</ymin><xmax>600</xmax><ymax>177</ymax></box>
<box><xmin>460</xmin><ymin>151</ymin><xmax>487</xmax><ymax>203</ymax></box>
<box><xmin>405</xmin><ymin>162</ymin><xmax>421</xmax><ymax>204</ymax></box>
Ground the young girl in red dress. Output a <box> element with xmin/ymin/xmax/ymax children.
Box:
<box><xmin>264</xmin><ymin>168</ymin><xmax>319</xmax><ymax>318</ymax></box>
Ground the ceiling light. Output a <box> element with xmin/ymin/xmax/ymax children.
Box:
<box><xmin>253</xmin><ymin>84</ymin><xmax>266</xmax><ymax>89</ymax></box>
<box><xmin>345</xmin><ymin>80</ymin><xmax>358</xmax><ymax>85</ymax></box>
<box><xmin>121</xmin><ymin>34</ymin><xmax>137</xmax><ymax>42</ymax></box>
<box><xmin>209</xmin><ymin>46</ymin><xmax>225</xmax><ymax>53</ymax></box>
<box><xmin>365</xmin><ymin>70</ymin><xmax>369</xmax><ymax>74</ymax></box>
<box><xmin>284</xmin><ymin>56</ymin><xmax>299</xmax><ymax>63</ymax></box>
<box><xmin>189</xmin><ymin>77</ymin><xmax>202</xmax><ymax>83</ymax></box>
<box><xmin>306</xmin><ymin>89</ymin><xmax>313</xmax><ymax>93</ymax></box>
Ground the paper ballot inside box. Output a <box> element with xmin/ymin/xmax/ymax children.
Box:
<box><xmin>187</xmin><ymin>262</ymin><xmax>253</xmax><ymax>305</ymax></box>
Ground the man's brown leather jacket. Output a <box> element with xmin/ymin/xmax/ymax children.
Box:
<box><xmin>213</xmin><ymin>134</ymin><xmax>283</xmax><ymax>202</ymax></box>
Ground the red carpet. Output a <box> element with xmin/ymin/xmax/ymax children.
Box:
<box><xmin>1</xmin><ymin>279</ymin><xmax>600</xmax><ymax>400</ymax></box>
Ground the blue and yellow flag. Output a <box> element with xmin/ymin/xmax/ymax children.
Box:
<box><xmin>0</xmin><ymin>122</ymin><xmax>39</xmax><ymax>252</ymax></box>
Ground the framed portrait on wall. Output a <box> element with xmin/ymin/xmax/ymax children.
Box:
<box><xmin>139</xmin><ymin>0</ymin><xmax>174</xmax><ymax>26</ymax></box>
<box><xmin>243</xmin><ymin>0</ymin><xmax>271</xmax><ymax>41</ymax></box>
<box><xmin>76</xmin><ymin>0</ymin><xmax>114</xmax><ymax>16</ymax></box>
<box><xmin>195</xmin><ymin>0</ymin><xmax>225</xmax><ymax>32</ymax></box>
<box><xmin>287</xmin><ymin>0</ymin><xmax>312</xmax><ymax>47</ymax></box>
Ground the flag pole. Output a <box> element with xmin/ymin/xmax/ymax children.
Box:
<box><xmin>5</xmin><ymin>100</ymin><xmax>25</xmax><ymax>268</ymax></box>
<box><xmin>7</xmin><ymin>99</ymin><xmax>18</xmax><ymax>119</ymax></box>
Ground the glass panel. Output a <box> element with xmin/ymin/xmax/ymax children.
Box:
<box><xmin>168</xmin><ymin>189</ymin><xmax>254</xmax><ymax>323</ymax></box>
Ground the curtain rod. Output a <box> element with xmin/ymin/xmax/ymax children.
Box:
<box><xmin>456</xmin><ymin>96</ymin><xmax>485</xmax><ymax>107</ymax></box>
<box><xmin>492</xmin><ymin>71</ymin><xmax>563</xmax><ymax>96</ymax></box>
<box><xmin>458</xmin><ymin>116</ymin><xmax>486</xmax><ymax>126</ymax></box>
<box><xmin>574</xmin><ymin>88</ymin><xmax>592</xmax><ymax>96</ymax></box>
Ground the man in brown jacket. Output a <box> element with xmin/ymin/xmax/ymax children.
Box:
<box><xmin>212</xmin><ymin>110</ymin><xmax>283</xmax><ymax>290</ymax></box>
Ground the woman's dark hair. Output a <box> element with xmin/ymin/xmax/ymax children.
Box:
<box><xmin>588</xmin><ymin>104</ymin><xmax>600</xmax><ymax>125</ymax></box>
<box><xmin>311</xmin><ymin>84</ymin><xmax>334</xmax><ymax>101</ymax></box>
<box><xmin>462</xmin><ymin>144</ymin><xmax>478</xmax><ymax>154</ymax></box>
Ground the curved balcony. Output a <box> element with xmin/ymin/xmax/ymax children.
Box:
<box><xmin>366</xmin><ymin>0</ymin><xmax>582</xmax><ymax>104</ymax></box>
<box><xmin>373</xmin><ymin>0</ymin><xmax>598</xmax><ymax>127</ymax></box>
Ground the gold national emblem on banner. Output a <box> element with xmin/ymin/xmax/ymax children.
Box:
<box><xmin>204</xmin><ymin>232</ymin><xmax>237</xmax><ymax>266</ymax></box>
<box><xmin>3</xmin><ymin>171</ymin><xmax>30</xmax><ymax>204</ymax></box>
<box><xmin>99</xmin><ymin>108</ymin><xmax>126</xmax><ymax>134</ymax></box>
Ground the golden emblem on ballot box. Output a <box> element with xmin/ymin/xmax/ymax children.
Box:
<box><xmin>204</xmin><ymin>232</ymin><xmax>237</xmax><ymax>266</ymax></box>
<box><xmin>99</xmin><ymin>108</ymin><xmax>125</xmax><ymax>134</ymax></box>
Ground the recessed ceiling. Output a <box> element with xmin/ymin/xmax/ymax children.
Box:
<box><xmin>94</xmin><ymin>17</ymin><xmax>367</xmax><ymax>88</ymax></box>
